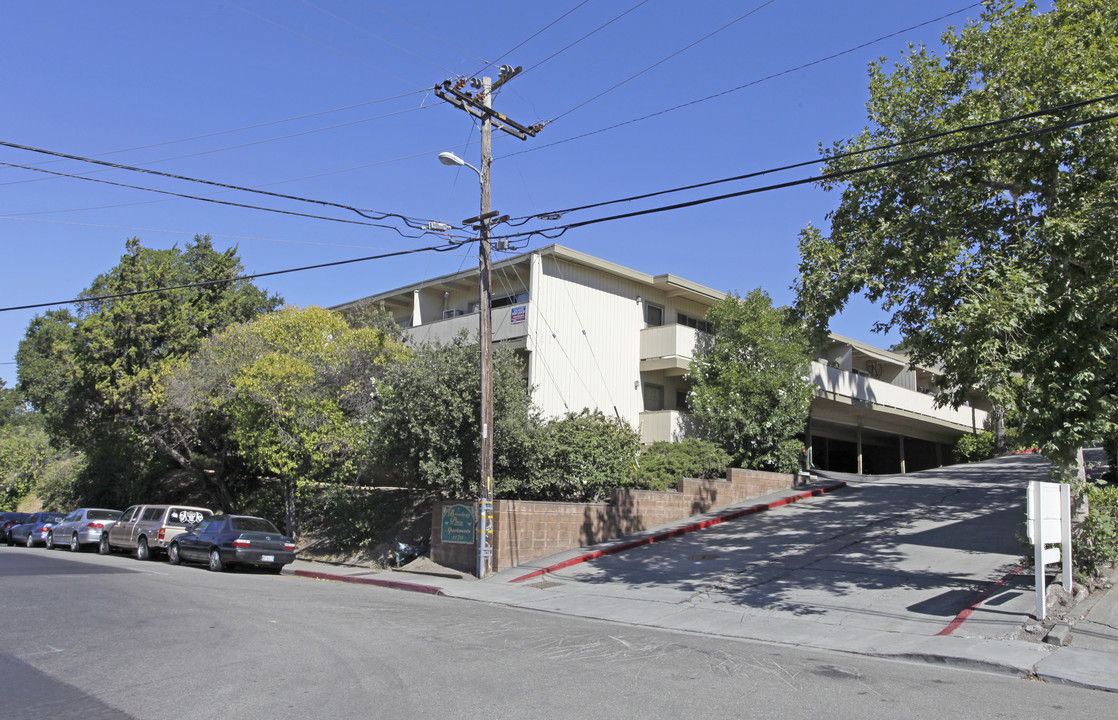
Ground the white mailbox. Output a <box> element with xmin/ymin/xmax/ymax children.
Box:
<box><xmin>1026</xmin><ymin>481</ymin><xmax>1072</xmax><ymax>621</ymax></box>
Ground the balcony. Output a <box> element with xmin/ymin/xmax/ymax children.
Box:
<box><xmin>639</xmin><ymin>409</ymin><xmax>695</xmax><ymax>444</ymax></box>
<box><xmin>640</xmin><ymin>324</ymin><xmax>705</xmax><ymax>376</ymax></box>
<box><xmin>810</xmin><ymin>360</ymin><xmax>985</xmax><ymax>431</ymax></box>
<box><xmin>405</xmin><ymin>303</ymin><xmax>530</xmax><ymax>345</ymax></box>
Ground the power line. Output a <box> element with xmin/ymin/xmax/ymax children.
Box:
<box><xmin>0</xmin><ymin>215</ymin><xmax>411</xmax><ymax>252</ymax></box>
<box><xmin>499</xmin><ymin>3</ymin><xmax>983</xmax><ymax>160</ymax></box>
<box><xmin>506</xmin><ymin>92</ymin><xmax>1118</xmax><ymax>224</ymax></box>
<box><xmin>492</xmin><ymin>109</ymin><xmax>1118</xmax><ymax>242</ymax></box>
<box><xmin>349</xmin><ymin>0</ymin><xmax>490</xmax><ymax>66</ymax></box>
<box><xmin>0</xmin><ymin>244</ymin><xmax>461</xmax><ymax>314</ymax></box>
<box><xmin>547</xmin><ymin>0</ymin><xmax>781</xmax><ymax>125</ymax></box>
<box><xmin>226</xmin><ymin>1</ymin><xmax>425</xmax><ymax>89</ymax></box>
<box><xmin>0</xmin><ymin>90</ymin><xmax>428</xmax><ymax>173</ymax></box>
<box><xmin>514</xmin><ymin>1</ymin><xmax>652</xmax><ymax>81</ymax></box>
<box><xmin>479</xmin><ymin>0</ymin><xmax>593</xmax><ymax>79</ymax></box>
<box><xmin>0</xmin><ymin>139</ymin><xmax>439</xmax><ymax>230</ymax></box>
<box><xmin>0</xmin><ymin>160</ymin><xmax>464</xmax><ymax>240</ymax></box>
<box><xmin>0</xmin><ymin>104</ymin><xmax>432</xmax><ymax>189</ymax></box>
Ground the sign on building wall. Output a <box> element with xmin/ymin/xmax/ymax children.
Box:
<box><xmin>440</xmin><ymin>503</ymin><xmax>475</xmax><ymax>544</ymax></box>
<box><xmin>511</xmin><ymin>305</ymin><xmax>527</xmax><ymax>324</ymax></box>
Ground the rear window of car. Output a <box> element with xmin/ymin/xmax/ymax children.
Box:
<box><xmin>167</xmin><ymin>508</ymin><xmax>210</xmax><ymax>527</ymax></box>
<box><xmin>231</xmin><ymin>517</ymin><xmax>280</xmax><ymax>533</ymax></box>
<box><xmin>87</xmin><ymin>510</ymin><xmax>120</xmax><ymax>521</ymax></box>
<box><xmin>42</xmin><ymin>514</ymin><xmax>65</xmax><ymax>523</ymax></box>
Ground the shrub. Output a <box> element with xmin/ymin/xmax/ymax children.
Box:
<box><xmin>634</xmin><ymin>439</ymin><xmax>730</xmax><ymax>491</ymax></box>
<box><xmin>954</xmin><ymin>431</ymin><xmax>997</xmax><ymax>463</ymax></box>
<box><xmin>1075</xmin><ymin>483</ymin><xmax>1118</xmax><ymax>582</ymax></box>
<box><xmin>523</xmin><ymin>410</ymin><xmax>641</xmax><ymax>502</ymax></box>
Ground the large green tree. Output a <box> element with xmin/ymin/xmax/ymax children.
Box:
<box><xmin>795</xmin><ymin>0</ymin><xmax>1118</xmax><ymax>479</ymax></box>
<box><xmin>159</xmin><ymin>306</ymin><xmax>402</xmax><ymax>535</ymax></box>
<box><xmin>689</xmin><ymin>290</ymin><xmax>814</xmax><ymax>472</ymax></box>
<box><xmin>17</xmin><ymin>236</ymin><xmax>281</xmax><ymax>504</ymax></box>
<box><xmin>373</xmin><ymin>333</ymin><xmax>539</xmax><ymax>500</ymax></box>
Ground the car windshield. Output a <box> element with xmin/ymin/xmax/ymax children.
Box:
<box><xmin>231</xmin><ymin>517</ymin><xmax>280</xmax><ymax>533</ymax></box>
<box><xmin>166</xmin><ymin>508</ymin><xmax>211</xmax><ymax>527</ymax></box>
<box><xmin>87</xmin><ymin>510</ymin><xmax>120</xmax><ymax>521</ymax></box>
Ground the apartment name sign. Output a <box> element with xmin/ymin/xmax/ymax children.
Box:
<box><xmin>511</xmin><ymin>305</ymin><xmax>527</xmax><ymax>324</ymax></box>
<box><xmin>440</xmin><ymin>503</ymin><xmax>475</xmax><ymax>544</ymax></box>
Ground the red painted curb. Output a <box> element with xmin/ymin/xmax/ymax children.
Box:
<box><xmin>510</xmin><ymin>481</ymin><xmax>848</xmax><ymax>583</ymax></box>
<box><xmin>294</xmin><ymin>569</ymin><xmax>443</xmax><ymax>596</ymax></box>
<box><xmin>936</xmin><ymin>565</ymin><xmax>1026</xmax><ymax>636</ymax></box>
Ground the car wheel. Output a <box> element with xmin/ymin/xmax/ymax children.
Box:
<box><xmin>70</xmin><ymin>533</ymin><xmax>81</xmax><ymax>552</ymax></box>
<box><xmin>45</xmin><ymin>532</ymin><xmax>55</xmax><ymax>550</ymax></box>
<box><xmin>168</xmin><ymin>543</ymin><xmax>182</xmax><ymax>566</ymax></box>
<box><xmin>136</xmin><ymin>537</ymin><xmax>150</xmax><ymax>561</ymax></box>
<box><xmin>99</xmin><ymin>534</ymin><xmax>111</xmax><ymax>555</ymax></box>
<box><xmin>26</xmin><ymin>533</ymin><xmax>35</xmax><ymax>548</ymax></box>
<box><xmin>208</xmin><ymin>548</ymin><xmax>225</xmax><ymax>572</ymax></box>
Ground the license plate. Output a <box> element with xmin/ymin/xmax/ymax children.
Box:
<box><xmin>262</xmin><ymin>555</ymin><xmax>274</xmax><ymax>563</ymax></box>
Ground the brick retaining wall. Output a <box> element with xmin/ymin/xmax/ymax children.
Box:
<box><xmin>431</xmin><ymin>468</ymin><xmax>801</xmax><ymax>575</ymax></box>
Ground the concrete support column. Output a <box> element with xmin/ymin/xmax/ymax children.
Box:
<box><xmin>857</xmin><ymin>426</ymin><xmax>864</xmax><ymax>475</ymax></box>
<box><xmin>899</xmin><ymin>435</ymin><xmax>906</xmax><ymax>474</ymax></box>
<box><xmin>411</xmin><ymin>289</ymin><xmax>422</xmax><ymax>327</ymax></box>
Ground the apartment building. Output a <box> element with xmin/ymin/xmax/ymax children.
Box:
<box><xmin>335</xmin><ymin>244</ymin><xmax>987</xmax><ymax>475</ymax></box>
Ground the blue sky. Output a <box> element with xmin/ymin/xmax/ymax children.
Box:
<box><xmin>1</xmin><ymin>1</ymin><xmax>998</xmax><ymax>388</ymax></box>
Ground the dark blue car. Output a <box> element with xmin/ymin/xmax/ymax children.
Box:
<box><xmin>167</xmin><ymin>515</ymin><xmax>295</xmax><ymax>573</ymax></box>
<box><xmin>9</xmin><ymin>512</ymin><xmax>66</xmax><ymax>547</ymax></box>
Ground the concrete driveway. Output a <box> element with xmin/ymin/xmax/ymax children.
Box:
<box><xmin>525</xmin><ymin>454</ymin><xmax>1044</xmax><ymax>641</ymax></box>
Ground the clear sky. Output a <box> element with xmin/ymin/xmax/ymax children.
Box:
<box><xmin>1</xmin><ymin>1</ymin><xmax>1001</xmax><ymax>388</ymax></box>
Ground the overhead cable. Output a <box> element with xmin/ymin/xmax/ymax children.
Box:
<box><xmin>492</xmin><ymin>109</ymin><xmax>1118</xmax><ymax>241</ymax></box>
<box><xmin>0</xmin><ymin>160</ymin><xmax>467</xmax><ymax>240</ymax></box>
<box><xmin>0</xmin><ymin>244</ymin><xmax>462</xmax><ymax>314</ymax></box>
<box><xmin>507</xmin><ymin>92</ymin><xmax>1118</xmax><ymax>223</ymax></box>
<box><xmin>498</xmin><ymin>3</ymin><xmax>983</xmax><ymax>160</ymax></box>
<box><xmin>0</xmin><ymin>140</ymin><xmax>439</xmax><ymax>230</ymax></box>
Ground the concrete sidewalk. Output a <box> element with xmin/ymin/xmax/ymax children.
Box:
<box><xmin>287</xmin><ymin>457</ymin><xmax>1118</xmax><ymax>694</ymax></box>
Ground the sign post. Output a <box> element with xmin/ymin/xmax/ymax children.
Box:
<box><xmin>1026</xmin><ymin>481</ymin><xmax>1073</xmax><ymax>621</ymax></box>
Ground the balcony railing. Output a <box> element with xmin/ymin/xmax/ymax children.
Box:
<box><xmin>406</xmin><ymin>304</ymin><xmax>530</xmax><ymax>344</ymax></box>
<box><xmin>810</xmin><ymin>360</ymin><xmax>984</xmax><ymax>430</ymax></box>
<box><xmin>640</xmin><ymin>324</ymin><xmax>707</xmax><ymax>373</ymax></box>
<box><xmin>639</xmin><ymin>409</ymin><xmax>694</xmax><ymax>444</ymax></box>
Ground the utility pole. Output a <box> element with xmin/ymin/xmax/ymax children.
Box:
<box><xmin>434</xmin><ymin>67</ymin><xmax>540</xmax><ymax>578</ymax></box>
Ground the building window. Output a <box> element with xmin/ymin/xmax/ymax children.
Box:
<box><xmin>675</xmin><ymin>390</ymin><xmax>690</xmax><ymax>411</ymax></box>
<box><xmin>645</xmin><ymin>303</ymin><xmax>664</xmax><ymax>327</ymax></box>
<box><xmin>677</xmin><ymin>312</ymin><xmax>711</xmax><ymax>334</ymax></box>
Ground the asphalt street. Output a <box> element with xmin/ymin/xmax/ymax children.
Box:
<box><xmin>2</xmin><ymin>544</ymin><xmax>1115</xmax><ymax>719</ymax></box>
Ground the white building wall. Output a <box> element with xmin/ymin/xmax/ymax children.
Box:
<box><xmin>527</xmin><ymin>254</ymin><xmax>644</xmax><ymax>426</ymax></box>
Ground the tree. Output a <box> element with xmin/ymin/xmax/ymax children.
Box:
<box><xmin>374</xmin><ymin>333</ymin><xmax>539</xmax><ymax>500</ymax></box>
<box><xmin>795</xmin><ymin>1</ymin><xmax>1118</xmax><ymax>480</ymax></box>
<box><xmin>159</xmin><ymin>306</ymin><xmax>403</xmax><ymax>536</ymax></box>
<box><xmin>17</xmin><ymin>236</ymin><xmax>281</xmax><ymax>505</ymax></box>
<box><xmin>688</xmin><ymin>291</ymin><xmax>814</xmax><ymax>473</ymax></box>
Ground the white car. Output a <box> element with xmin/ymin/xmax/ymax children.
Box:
<box><xmin>46</xmin><ymin>508</ymin><xmax>122</xmax><ymax>552</ymax></box>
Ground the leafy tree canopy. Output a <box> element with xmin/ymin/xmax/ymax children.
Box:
<box><xmin>374</xmin><ymin>332</ymin><xmax>538</xmax><ymax>500</ymax></box>
<box><xmin>795</xmin><ymin>0</ymin><xmax>1118</xmax><ymax>477</ymax></box>
<box><xmin>17</xmin><ymin>236</ymin><xmax>281</xmax><ymax>501</ymax></box>
<box><xmin>689</xmin><ymin>290</ymin><xmax>814</xmax><ymax>472</ymax></box>
<box><xmin>159</xmin><ymin>305</ymin><xmax>403</xmax><ymax>534</ymax></box>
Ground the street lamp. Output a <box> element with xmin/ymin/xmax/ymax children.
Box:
<box><xmin>438</xmin><ymin>152</ymin><xmax>481</xmax><ymax>181</ymax></box>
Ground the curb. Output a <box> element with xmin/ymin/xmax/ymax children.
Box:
<box><xmin>293</xmin><ymin>569</ymin><xmax>444</xmax><ymax>595</ymax></box>
<box><xmin>510</xmin><ymin>481</ymin><xmax>848</xmax><ymax>583</ymax></box>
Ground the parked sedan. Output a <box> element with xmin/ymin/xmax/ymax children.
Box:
<box><xmin>0</xmin><ymin>512</ymin><xmax>29</xmax><ymax>544</ymax></box>
<box><xmin>46</xmin><ymin>508</ymin><xmax>122</xmax><ymax>552</ymax></box>
<box><xmin>168</xmin><ymin>515</ymin><xmax>295</xmax><ymax>573</ymax></box>
<box><xmin>8</xmin><ymin>512</ymin><xmax>66</xmax><ymax>547</ymax></box>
